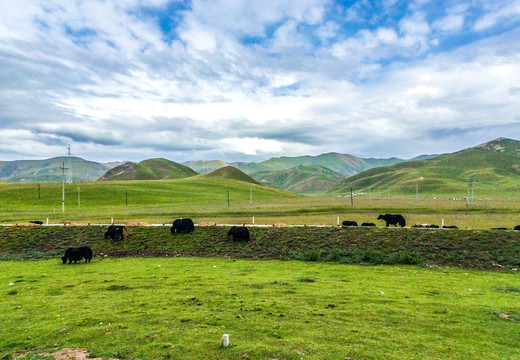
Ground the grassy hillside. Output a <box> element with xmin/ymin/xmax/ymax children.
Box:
<box><xmin>195</xmin><ymin>166</ymin><xmax>259</xmax><ymax>184</ymax></box>
<box><xmin>1</xmin><ymin>225</ymin><xmax>519</xmax><ymax>270</ymax></box>
<box><xmin>98</xmin><ymin>158</ymin><xmax>197</xmax><ymax>181</ymax></box>
<box><xmin>246</xmin><ymin>152</ymin><xmax>405</xmax><ymax>176</ymax></box>
<box><xmin>183</xmin><ymin>159</ymin><xmax>229</xmax><ymax>173</ymax></box>
<box><xmin>0</xmin><ymin>177</ymin><xmax>307</xmax><ymax>224</ymax></box>
<box><xmin>254</xmin><ymin>165</ymin><xmax>344</xmax><ymax>194</ymax></box>
<box><xmin>0</xmin><ymin>156</ymin><xmax>111</xmax><ymax>183</ymax></box>
<box><xmin>329</xmin><ymin>138</ymin><xmax>520</xmax><ymax>196</ymax></box>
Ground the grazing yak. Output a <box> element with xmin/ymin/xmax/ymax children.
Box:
<box><xmin>361</xmin><ymin>222</ymin><xmax>376</xmax><ymax>227</ymax></box>
<box><xmin>342</xmin><ymin>220</ymin><xmax>358</xmax><ymax>227</ymax></box>
<box><xmin>228</xmin><ymin>226</ymin><xmax>250</xmax><ymax>242</ymax></box>
<box><xmin>515</xmin><ymin>225</ymin><xmax>520</xmax><ymax>231</ymax></box>
<box><xmin>104</xmin><ymin>225</ymin><xmax>127</xmax><ymax>240</ymax></box>
<box><xmin>377</xmin><ymin>214</ymin><xmax>406</xmax><ymax>227</ymax></box>
<box><xmin>442</xmin><ymin>225</ymin><xmax>459</xmax><ymax>229</ymax></box>
<box><xmin>170</xmin><ymin>218</ymin><xmax>195</xmax><ymax>234</ymax></box>
<box><xmin>62</xmin><ymin>246</ymin><xmax>93</xmax><ymax>264</ymax></box>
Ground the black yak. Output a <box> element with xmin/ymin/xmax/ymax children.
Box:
<box><xmin>62</xmin><ymin>246</ymin><xmax>93</xmax><ymax>264</ymax></box>
<box><xmin>104</xmin><ymin>225</ymin><xmax>127</xmax><ymax>240</ymax></box>
<box><xmin>170</xmin><ymin>218</ymin><xmax>195</xmax><ymax>234</ymax></box>
<box><xmin>342</xmin><ymin>220</ymin><xmax>358</xmax><ymax>227</ymax></box>
<box><xmin>228</xmin><ymin>226</ymin><xmax>250</xmax><ymax>242</ymax></box>
<box><xmin>514</xmin><ymin>225</ymin><xmax>520</xmax><ymax>231</ymax></box>
<box><xmin>361</xmin><ymin>222</ymin><xmax>375</xmax><ymax>227</ymax></box>
<box><xmin>377</xmin><ymin>214</ymin><xmax>406</xmax><ymax>227</ymax></box>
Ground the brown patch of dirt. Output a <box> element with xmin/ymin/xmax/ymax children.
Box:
<box><xmin>48</xmin><ymin>348</ymin><xmax>120</xmax><ymax>360</ymax></box>
<box><xmin>293</xmin><ymin>348</ymin><xmax>308</xmax><ymax>355</ymax></box>
<box><xmin>13</xmin><ymin>222</ymin><xmax>40</xmax><ymax>226</ymax></box>
<box><xmin>273</xmin><ymin>223</ymin><xmax>288</xmax><ymax>227</ymax></box>
<box><xmin>199</xmin><ymin>221</ymin><xmax>217</xmax><ymax>226</ymax></box>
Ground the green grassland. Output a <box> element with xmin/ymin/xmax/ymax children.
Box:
<box><xmin>99</xmin><ymin>158</ymin><xmax>197</xmax><ymax>181</ymax></box>
<box><xmin>0</xmin><ymin>176</ymin><xmax>520</xmax><ymax>229</ymax></box>
<box><xmin>1</xmin><ymin>258</ymin><xmax>519</xmax><ymax>360</ymax></box>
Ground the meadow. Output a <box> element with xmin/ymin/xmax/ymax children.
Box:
<box><xmin>0</xmin><ymin>178</ymin><xmax>519</xmax><ymax>229</ymax></box>
<box><xmin>1</xmin><ymin>178</ymin><xmax>519</xmax><ymax>359</ymax></box>
<box><xmin>1</xmin><ymin>258</ymin><xmax>519</xmax><ymax>360</ymax></box>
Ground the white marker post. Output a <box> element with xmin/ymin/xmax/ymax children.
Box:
<box><xmin>222</xmin><ymin>334</ymin><xmax>229</xmax><ymax>347</ymax></box>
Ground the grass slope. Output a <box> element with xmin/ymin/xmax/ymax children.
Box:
<box><xmin>248</xmin><ymin>153</ymin><xmax>405</xmax><ymax>176</ymax></box>
<box><xmin>2</xmin><ymin>258</ymin><xmax>519</xmax><ymax>360</ymax></box>
<box><xmin>0</xmin><ymin>157</ymin><xmax>111</xmax><ymax>183</ymax></box>
<box><xmin>254</xmin><ymin>165</ymin><xmax>344</xmax><ymax>194</ymax></box>
<box><xmin>329</xmin><ymin>138</ymin><xmax>520</xmax><ymax>195</ymax></box>
<box><xmin>1</xmin><ymin>225</ymin><xmax>519</xmax><ymax>269</ymax></box>
<box><xmin>98</xmin><ymin>158</ymin><xmax>197</xmax><ymax>181</ymax></box>
<box><xmin>195</xmin><ymin>166</ymin><xmax>259</xmax><ymax>184</ymax></box>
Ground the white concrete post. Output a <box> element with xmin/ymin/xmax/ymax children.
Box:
<box><xmin>442</xmin><ymin>218</ymin><xmax>444</xmax><ymax>227</ymax></box>
<box><xmin>222</xmin><ymin>334</ymin><xmax>229</xmax><ymax>347</ymax></box>
<box><xmin>337</xmin><ymin>216</ymin><xmax>339</xmax><ymax>226</ymax></box>
<box><xmin>252</xmin><ymin>216</ymin><xmax>254</xmax><ymax>224</ymax></box>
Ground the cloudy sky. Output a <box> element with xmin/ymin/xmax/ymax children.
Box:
<box><xmin>1</xmin><ymin>0</ymin><xmax>520</xmax><ymax>163</ymax></box>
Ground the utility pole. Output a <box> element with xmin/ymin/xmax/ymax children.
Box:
<box><xmin>59</xmin><ymin>162</ymin><xmax>68</xmax><ymax>212</ymax></box>
<box><xmin>66</xmin><ymin>144</ymin><xmax>73</xmax><ymax>184</ymax></box>
<box><xmin>227</xmin><ymin>190</ymin><xmax>230</xmax><ymax>208</ymax></box>
<box><xmin>350</xmin><ymin>187</ymin><xmax>353</xmax><ymax>206</ymax></box>
<box><xmin>250</xmin><ymin>188</ymin><xmax>253</xmax><ymax>208</ymax></box>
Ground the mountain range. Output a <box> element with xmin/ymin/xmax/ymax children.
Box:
<box><xmin>0</xmin><ymin>137</ymin><xmax>517</xmax><ymax>195</ymax></box>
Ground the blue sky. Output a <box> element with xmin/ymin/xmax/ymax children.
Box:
<box><xmin>1</xmin><ymin>0</ymin><xmax>519</xmax><ymax>163</ymax></box>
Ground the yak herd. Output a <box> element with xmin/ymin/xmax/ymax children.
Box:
<box><xmin>62</xmin><ymin>215</ymin><xmax>520</xmax><ymax>264</ymax></box>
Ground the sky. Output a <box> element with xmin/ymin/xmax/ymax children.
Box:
<box><xmin>1</xmin><ymin>0</ymin><xmax>520</xmax><ymax>163</ymax></box>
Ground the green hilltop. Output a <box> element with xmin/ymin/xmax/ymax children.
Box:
<box><xmin>254</xmin><ymin>165</ymin><xmax>344</xmax><ymax>194</ymax></box>
<box><xmin>328</xmin><ymin>137</ymin><xmax>520</xmax><ymax>195</ymax></box>
<box><xmin>98</xmin><ymin>158</ymin><xmax>197</xmax><ymax>181</ymax></box>
<box><xmin>195</xmin><ymin>166</ymin><xmax>259</xmax><ymax>184</ymax></box>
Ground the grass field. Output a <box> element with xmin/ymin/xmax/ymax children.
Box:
<box><xmin>1</xmin><ymin>258</ymin><xmax>519</xmax><ymax>360</ymax></box>
<box><xmin>0</xmin><ymin>178</ymin><xmax>520</xmax><ymax>229</ymax></box>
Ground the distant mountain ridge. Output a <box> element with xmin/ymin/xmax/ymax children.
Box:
<box><xmin>328</xmin><ymin>137</ymin><xmax>520</xmax><ymax>195</ymax></box>
<box><xmin>0</xmin><ymin>156</ymin><xmax>112</xmax><ymax>183</ymax></box>
<box><xmin>1</xmin><ymin>138</ymin><xmax>517</xmax><ymax>196</ymax></box>
<box><xmin>185</xmin><ymin>152</ymin><xmax>408</xmax><ymax>194</ymax></box>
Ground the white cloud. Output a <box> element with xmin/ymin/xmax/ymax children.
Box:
<box><xmin>474</xmin><ymin>1</ymin><xmax>520</xmax><ymax>31</ymax></box>
<box><xmin>433</xmin><ymin>14</ymin><xmax>465</xmax><ymax>33</ymax></box>
<box><xmin>0</xmin><ymin>1</ymin><xmax>519</xmax><ymax>163</ymax></box>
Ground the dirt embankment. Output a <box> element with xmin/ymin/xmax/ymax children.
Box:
<box><xmin>0</xmin><ymin>225</ymin><xmax>519</xmax><ymax>270</ymax></box>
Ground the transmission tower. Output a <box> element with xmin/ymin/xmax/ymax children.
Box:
<box><xmin>66</xmin><ymin>144</ymin><xmax>73</xmax><ymax>184</ymax></box>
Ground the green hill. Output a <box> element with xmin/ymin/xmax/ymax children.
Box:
<box><xmin>234</xmin><ymin>153</ymin><xmax>404</xmax><ymax>176</ymax></box>
<box><xmin>196</xmin><ymin>166</ymin><xmax>259</xmax><ymax>184</ymax></box>
<box><xmin>254</xmin><ymin>165</ymin><xmax>343</xmax><ymax>194</ymax></box>
<box><xmin>98</xmin><ymin>158</ymin><xmax>197</xmax><ymax>181</ymax></box>
<box><xmin>328</xmin><ymin>137</ymin><xmax>520</xmax><ymax>195</ymax></box>
<box><xmin>0</xmin><ymin>157</ymin><xmax>112</xmax><ymax>183</ymax></box>
<box><xmin>183</xmin><ymin>160</ymin><xmax>229</xmax><ymax>174</ymax></box>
